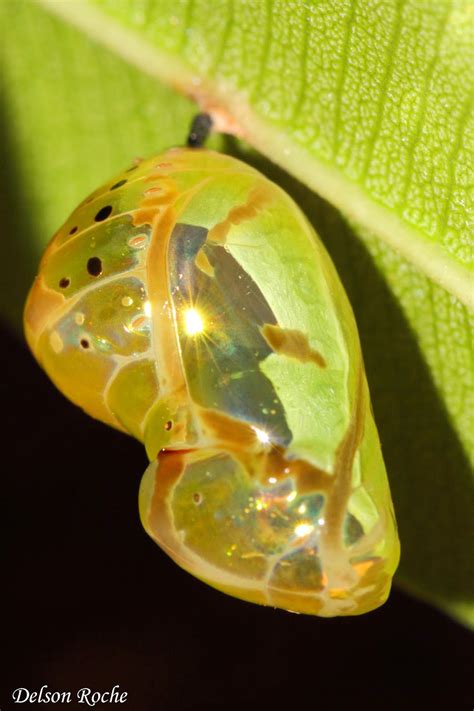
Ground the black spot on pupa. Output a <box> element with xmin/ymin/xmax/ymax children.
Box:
<box><xmin>94</xmin><ymin>205</ymin><xmax>113</xmax><ymax>222</ymax></box>
<box><xmin>69</xmin><ymin>226</ymin><xmax>78</xmax><ymax>235</ymax></box>
<box><xmin>87</xmin><ymin>257</ymin><xmax>103</xmax><ymax>277</ymax></box>
<box><xmin>164</xmin><ymin>420</ymin><xmax>173</xmax><ymax>431</ymax></box>
<box><xmin>110</xmin><ymin>179</ymin><xmax>127</xmax><ymax>190</ymax></box>
<box><xmin>80</xmin><ymin>338</ymin><xmax>90</xmax><ymax>349</ymax></box>
<box><xmin>59</xmin><ymin>277</ymin><xmax>70</xmax><ymax>289</ymax></box>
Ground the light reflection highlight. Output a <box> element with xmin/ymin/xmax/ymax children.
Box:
<box><xmin>294</xmin><ymin>523</ymin><xmax>314</xmax><ymax>538</ymax></box>
<box><xmin>185</xmin><ymin>308</ymin><xmax>204</xmax><ymax>336</ymax></box>
<box><xmin>252</xmin><ymin>426</ymin><xmax>270</xmax><ymax>444</ymax></box>
<box><xmin>144</xmin><ymin>300</ymin><xmax>152</xmax><ymax>318</ymax></box>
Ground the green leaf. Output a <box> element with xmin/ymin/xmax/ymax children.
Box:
<box><xmin>1</xmin><ymin>0</ymin><xmax>472</xmax><ymax>626</ymax></box>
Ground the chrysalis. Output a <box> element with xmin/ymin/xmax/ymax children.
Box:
<box><xmin>24</xmin><ymin>124</ymin><xmax>399</xmax><ymax>616</ymax></box>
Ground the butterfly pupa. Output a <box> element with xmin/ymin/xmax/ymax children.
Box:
<box><xmin>24</xmin><ymin>121</ymin><xmax>400</xmax><ymax>617</ymax></box>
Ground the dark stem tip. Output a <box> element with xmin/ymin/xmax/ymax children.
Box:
<box><xmin>187</xmin><ymin>113</ymin><xmax>213</xmax><ymax>148</ymax></box>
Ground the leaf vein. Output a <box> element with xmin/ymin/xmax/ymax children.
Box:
<box><xmin>398</xmin><ymin>5</ymin><xmax>452</xmax><ymax>209</ymax></box>
<box><xmin>210</xmin><ymin>0</ymin><xmax>234</xmax><ymax>77</ymax></box>
<box><xmin>332</xmin><ymin>0</ymin><xmax>357</xmax><ymax>159</ymax></box>
<box><xmin>252</xmin><ymin>0</ymin><xmax>273</xmax><ymax>100</ymax></box>
<box><xmin>361</xmin><ymin>0</ymin><xmax>406</xmax><ymax>182</ymax></box>
<box><xmin>437</xmin><ymin>94</ymin><xmax>473</xmax><ymax>239</ymax></box>
<box><xmin>291</xmin><ymin>3</ymin><xmax>310</xmax><ymax>122</ymax></box>
<box><xmin>180</xmin><ymin>0</ymin><xmax>195</xmax><ymax>52</ymax></box>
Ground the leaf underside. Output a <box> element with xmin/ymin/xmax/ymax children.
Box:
<box><xmin>1</xmin><ymin>0</ymin><xmax>472</xmax><ymax>626</ymax></box>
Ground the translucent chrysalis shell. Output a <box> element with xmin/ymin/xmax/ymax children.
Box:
<box><xmin>24</xmin><ymin>148</ymin><xmax>400</xmax><ymax>616</ymax></box>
